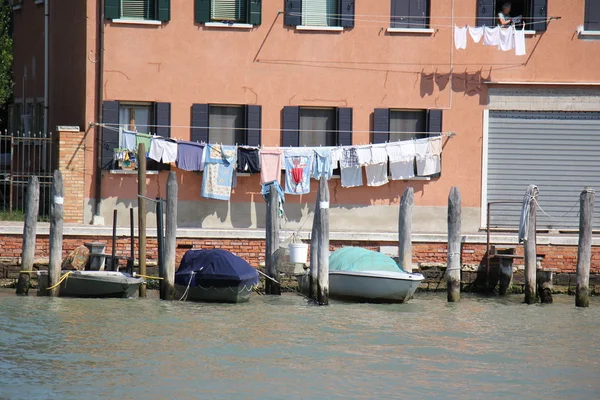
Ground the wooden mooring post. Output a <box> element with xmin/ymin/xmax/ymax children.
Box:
<box><xmin>576</xmin><ymin>187</ymin><xmax>595</xmax><ymax>308</ymax></box>
<box><xmin>48</xmin><ymin>170</ymin><xmax>64</xmax><ymax>297</ymax></box>
<box><xmin>537</xmin><ymin>269</ymin><xmax>554</xmax><ymax>304</ymax></box>
<box><xmin>161</xmin><ymin>172</ymin><xmax>178</xmax><ymax>301</ymax></box>
<box><xmin>309</xmin><ymin>184</ymin><xmax>321</xmax><ymax>301</ymax></box>
<box><xmin>398</xmin><ymin>187</ymin><xmax>414</xmax><ymax>273</ymax></box>
<box><xmin>16</xmin><ymin>176</ymin><xmax>40</xmax><ymax>295</ymax></box>
<box><xmin>523</xmin><ymin>185</ymin><xmax>538</xmax><ymax>305</ymax></box>
<box><xmin>265</xmin><ymin>184</ymin><xmax>281</xmax><ymax>295</ymax></box>
<box><xmin>317</xmin><ymin>177</ymin><xmax>330</xmax><ymax>305</ymax></box>
<box><xmin>498</xmin><ymin>257</ymin><xmax>514</xmax><ymax>296</ymax></box>
<box><xmin>156</xmin><ymin>196</ymin><xmax>166</xmax><ymax>299</ymax></box>
<box><xmin>446</xmin><ymin>187</ymin><xmax>461</xmax><ymax>302</ymax></box>
<box><xmin>137</xmin><ymin>143</ymin><xmax>147</xmax><ymax>297</ymax></box>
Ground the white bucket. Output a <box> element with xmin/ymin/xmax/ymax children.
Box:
<box><xmin>288</xmin><ymin>243</ymin><xmax>308</xmax><ymax>264</ymax></box>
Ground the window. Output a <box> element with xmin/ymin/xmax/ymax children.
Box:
<box><xmin>390</xmin><ymin>0</ymin><xmax>430</xmax><ymax>29</ymax></box>
<box><xmin>191</xmin><ymin>104</ymin><xmax>261</xmax><ymax>146</ymax></box>
<box><xmin>105</xmin><ymin>0</ymin><xmax>170</xmax><ymax>22</ymax></box>
<box><xmin>282</xmin><ymin>106</ymin><xmax>352</xmax><ymax>147</ymax></box>
<box><xmin>302</xmin><ymin>0</ymin><xmax>338</xmax><ymax>27</ymax></box>
<box><xmin>373</xmin><ymin>108</ymin><xmax>442</xmax><ymax>143</ymax></box>
<box><xmin>196</xmin><ymin>0</ymin><xmax>262</xmax><ymax>25</ymax></box>
<box><xmin>284</xmin><ymin>0</ymin><xmax>355</xmax><ymax>28</ymax></box>
<box><xmin>121</xmin><ymin>0</ymin><xmax>155</xmax><ymax>20</ymax></box>
<box><xmin>585</xmin><ymin>0</ymin><xmax>600</xmax><ymax>31</ymax></box>
<box><xmin>119</xmin><ymin>103</ymin><xmax>152</xmax><ymax>134</ymax></box>
<box><xmin>477</xmin><ymin>0</ymin><xmax>547</xmax><ymax>31</ymax></box>
<box><xmin>211</xmin><ymin>0</ymin><xmax>246</xmax><ymax>22</ymax></box>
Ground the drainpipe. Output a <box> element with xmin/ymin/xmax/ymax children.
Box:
<box><xmin>94</xmin><ymin>0</ymin><xmax>105</xmax><ymax>223</ymax></box>
<box><xmin>43</xmin><ymin>0</ymin><xmax>48</xmax><ymax>136</ymax></box>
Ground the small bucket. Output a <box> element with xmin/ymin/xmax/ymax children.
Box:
<box><xmin>288</xmin><ymin>243</ymin><xmax>308</xmax><ymax>264</ymax></box>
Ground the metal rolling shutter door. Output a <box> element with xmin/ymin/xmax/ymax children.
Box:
<box><xmin>487</xmin><ymin>110</ymin><xmax>600</xmax><ymax>229</ymax></box>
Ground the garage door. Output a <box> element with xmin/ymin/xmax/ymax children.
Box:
<box><xmin>487</xmin><ymin>110</ymin><xmax>600</xmax><ymax>229</ymax></box>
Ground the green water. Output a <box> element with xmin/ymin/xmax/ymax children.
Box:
<box><xmin>1</xmin><ymin>291</ymin><xmax>599</xmax><ymax>400</ymax></box>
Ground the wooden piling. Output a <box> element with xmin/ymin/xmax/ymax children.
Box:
<box><xmin>156</xmin><ymin>197</ymin><xmax>166</xmax><ymax>297</ymax></box>
<box><xmin>398</xmin><ymin>187</ymin><xmax>414</xmax><ymax>273</ymax></box>
<box><xmin>498</xmin><ymin>257</ymin><xmax>514</xmax><ymax>295</ymax></box>
<box><xmin>309</xmin><ymin>185</ymin><xmax>321</xmax><ymax>301</ymax></box>
<box><xmin>162</xmin><ymin>172</ymin><xmax>178</xmax><ymax>301</ymax></box>
<box><xmin>317</xmin><ymin>177</ymin><xmax>330</xmax><ymax>305</ymax></box>
<box><xmin>265</xmin><ymin>185</ymin><xmax>281</xmax><ymax>295</ymax></box>
<box><xmin>537</xmin><ymin>270</ymin><xmax>554</xmax><ymax>304</ymax></box>
<box><xmin>576</xmin><ymin>187</ymin><xmax>595</xmax><ymax>308</ymax></box>
<box><xmin>446</xmin><ymin>186</ymin><xmax>461</xmax><ymax>302</ymax></box>
<box><xmin>523</xmin><ymin>185</ymin><xmax>538</xmax><ymax>305</ymax></box>
<box><xmin>137</xmin><ymin>143</ymin><xmax>147</xmax><ymax>297</ymax></box>
<box><xmin>48</xmin><ymin>170</ymin><xmax>64</xmax><ymax>297</ymax></box>
<box><xmin>16</xmin><ymin>176</ymin><xmax>40</xmax><ymax>295</ymax></box>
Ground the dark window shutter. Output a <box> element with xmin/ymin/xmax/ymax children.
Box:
<box><xmin>101</xmin><ymin>101</ymin><xmax>119</xmax><ymax>170</ymax></box>
<box><xmin>247</xmin><ymin>0</ymin><xmax>262</xmax><ymax>25</ymax></box>
<box><xmin>390</xmin><ymin>0</ymin><xmax>409</xmax><ymax>28</ymax></box>
<box><xmin>427</xmin><ymin>109</ymin><xmax>443</xmax><ymax>135</ymax></box>
<box><xmin>530</xmin><ymin>0</ymin><xmax>547</xmax><ymax>31</ymax></box>
<box><xmin>284</xmin><ymin>0</ymin><xmax>302</xmax><ymax>26</ymax></box>
<box><xmin>157</xmin><ymin>0</ymin><xmax>170</xmax><ymax>22</ymax></box>
<box><xmin>476</xmin><ymin>0</ymin><xmax>495</xmax><ymax>27</ymax></box>
<box><xmin>154</xmin><ymin>102</ymin><xmax>171</xmax><ymax>138</ymax></box>
<box><xmin>585</xmin><ymin>0</ymin><xmax>600</xmax><ymax>31</ymax></box>
<box><xmin>246</xmin><ymin>105</ymin><xmax>261</xmax><ymax>146</ymax></box>
<box><xmin>373</xmin><ymin>108</ymin><xmax>390</xmax><ymax>144</ymax></box>
<box><xmin>339</xmin><ymin>0</ymin><xmax>355</xmax><ymax>28</ymax></box>
<box><xmin>282</xmin><ymin>106</ymin><xmax>300</xmax><ymax>147</ymax></box>
<box><xmin>105</xmin><ymin>0</ymin><xmax>120</xmax><ymax>19</ymax></box>
<box><xmin>336</xmin><ymin>107</ymin><xmax>352</xmax><ymax>146</ymax></box>
<box><xmin>195</xmin><ymin>0</ymin><xmax>211</xmax><ymax>23</ymax></box>
<box><xmin>191</xmin><ymin>104</ymin><xmax>209</xmax><ymax>143</ymax></box>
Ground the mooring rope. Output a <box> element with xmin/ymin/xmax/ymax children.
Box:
<box><xmin>46</xmin><ymin>271</ymin><xmax>73</xmax><ymax>291</ymax></box>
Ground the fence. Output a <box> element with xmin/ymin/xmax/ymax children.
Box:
<box><xmin>0</xmin><ymin>131</ymin><xmax>54</xmax><ymax>219</ymax></box>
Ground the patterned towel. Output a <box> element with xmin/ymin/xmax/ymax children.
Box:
<box><xmin>201</xmin><ymin>144</ymin><xmax>237</xmax><ymax>201</ymax></box>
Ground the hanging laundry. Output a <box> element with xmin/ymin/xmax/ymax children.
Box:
<box><xmin>201</xmin><ymin>144</ymin><xmax>237</xmax><ymax>201</ymax></box>
<box><xmin>148</xmin><ymin>137</ymin><xmax>178</xmax><ymax>163</ymax></box>
<box><xmin>340</xmin><ymin>165</ymin><xmax>363</xmax><ymax>188</ymax></box>
<box><xmin>390</xmin><ymin>159</ymin><xmax>415</xmax><ymax>180</ymax></box>
<box><xmin>330</xmin><ymin>147</ymin><xmax>342</xmax><ymax>170</ymax></box>
<box><xmin>415</xmin><ymin>137</ymin><xmax>441</xmax><ymax>176</ymax></box>
<box><xmin>483</xmin><ymin>26</ymin><xmax>500</xmax><ymax>46</ymax></box>
<box><xmin>498</xmin><ymin>25</ymin><xmax>515</xmax><ymax>51</ymax></box>
<box><xmin>121</xmin><ymin>130</ymin><xmax>137</xmax><ymax>152</ymax></box>
<box><xmin>177</xmin><ymin>141</ymin><xmax>205</xmax><ymax>171</ymax></box>
<box><xmin>454</xmin><ymin>25</ymin><xmax>467</xmax><ymax>50</ymax></box>
<box><xmin>284</xmin><ymin>149</ymin><xmax>313</xmax><ymax>195</ymax></box>
<box><xmin>341</xmin><ymin>147</ymin><xmax>359</xmax><ymax>169</ymax></box>
<box><xmin>356</xmin><ymin>146</ymin><xmax>372</xmax><ymax>166</ymax></box>
<box><xmin>365</xmin><ymin>163</ymin><xmax>389</xmax><ymax>187</ymax></box>
<box><xmin>237</xmin><ymin>147</ymin><xmax>260</xmax><ymax>173</ymax></box>
<box><xmin>468</xmin><ymin>26</ymin><xmax>484</xmax><ymax>43</ymax></box>
<box><xmin>387</xmin><ymin>141</ymin><xmax>416</xmax><ymax>180</ymax></box>
<box><xmin>312</xmin><ymin>148</ymin><xmax>332</xmax><ymax>180</ymax></box>
<box><xmin>427</xmin><ymin>136</ymin><xmax>443</xmax><ymax>157</ymax></box>
<box><xmin>136</xmin><ymin>133</ymin><xmax>152</xmax><ymax>155</ymax></box>
<box><xmin>261</xmin><ymin>180</ymin><xmax>285</xmax><ymax>217</ymax></box>
<box><xmin>514</xmin><ymin>26</ymin><xmax>526</xmax><ymax>56</ymax></box>
<box><xmin>259</xmin><ymin>149</ymin><xmax>282</xmax><ymax>185</ymax></box>
<box><xmin>370</xmin><ymin>144</ymin><xmax>388</xmax><ymax>164</ymax></box>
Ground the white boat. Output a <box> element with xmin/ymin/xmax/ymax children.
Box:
<box><xmin>37</xmin><ymin>270</ymin><xmax>143</xmax><ymax>298</ymax></box>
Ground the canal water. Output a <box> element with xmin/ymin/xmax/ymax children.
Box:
<box><xmin>1</xmin><ymin>291</ymin><xmax>599</xmax><ymax>399</ymax></box>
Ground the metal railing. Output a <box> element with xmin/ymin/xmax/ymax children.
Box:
<box><xmin>0</xmin><ymin>131</ymin><xmax>55</xmax><ymax>220</ymax></box>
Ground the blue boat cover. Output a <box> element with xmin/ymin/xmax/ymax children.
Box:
<box><xmin>175</xmin><ymin>249</ymin><xmax>260</xmax><ymax>288</ymax></box>
<box><xmin>329</xmin><ymin>247</ymin><xmax>408</xmax><ymax>273</ymax></box>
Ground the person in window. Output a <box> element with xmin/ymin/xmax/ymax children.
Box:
<box><xmin>498</xmin><ymin>2</ymin><xmax>513</xmax><ymax>26</ymax></box>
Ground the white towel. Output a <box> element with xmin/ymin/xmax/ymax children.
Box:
<box><xmin>149</xmin><ymin>138</ymin><xmax>178</xmax><ymax>163</ymax></box>
<box><xmin>514</xmin><ymin>26</ymin><xmax>526</xmax><ymax>56</ymax></box>
<box><xmin>454</xmin><ymin>25</ymin><xmax>467</xmax><ymax>50</ymax></box>
<box><xmin>468</xmin><ymin>26</ymin><xmax>484</xmax><ymax>43</ymax></box>
<box><xmin>370</xmin><ymin>144</ymin><xmax>388</xmax><ymax>164</ymax></box>
<box><xmin>356</xmin><ymin>146</ymin><xmax>372</xmax><ymax>165</ymax></box>
<box><xmin>498</xmin><ymin>26</ymin><xmax>515</xmax><ymax>51</ymax></box>
<box><xmin>483</xmin><ymin>26</ymin><xmax>500</xmax><ymax>46</ymax></box>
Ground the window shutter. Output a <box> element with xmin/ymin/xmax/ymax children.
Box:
<box><xmin>191</xmin><ymin>104</ymin><xmax>209</xmax><ymax>142</ymax></box>
<box><xmin>284</xmin><ymin>0</ymin><xmax>302</xmax><ymax>26</ymax></box>
<box><xmin>195</xmin><ymin>0</ymin><xmax>211</xmax><ymax>23</ymax></box>
<box><xmin>530</xmin><ymin>0</ymin><xmax>547</xmax><ymax>31</ymax></box>
<box><xmin>476</xmin><ymin>0</ymin><xmax>495</xmax><ymax>27</ymax></box>
<box><xmin>101</xmin><ymin>101</ymin><xmax>119</xmax><ymax>170</ymax></box>
<box><xmin>156</xmin><ymin>0</ymin><xmax>170</xmax><ymax>21</ymax></box>
<box><xmin>336</xmin><ymin>107</ymin><xmax>352</xmax><ymax>146</ymax></box>
<box><xmin>105</xmin><ymin>0</ymin><xmax>120</xmax><ymax>19</ymax></box>
<box><xmin>247</xmin><ymin>0</ymin><xmax>262</xmax><ymax>25</ymax></box>
<box><xmin>339</xmin><ymin>0</ymin><xmax>354</xmax><ymax>28</ymax></box>
<box><xmin>390</xmin><ymin>0</ymin><xmax>409</xmax><ymax>28</ymax></box>
<box><xmin>373</xmin><ymin>108</ymin><xmax>390</xmax><ymax>144</ymax></box>
<box><xmin>282</xmin><ymin>106</ymin><xmax>300</xmax><ymax>147</ymax></box>
<box><xmin>246</xmin><ymin>105</ymin><xmax>261</xmax><ymax>146</ymax></box>
<box><xmin>427</xmin><ymin>109</ymin><xmax>443</xmax><ymax>134</ymax></box>
<box><xmin>154</xmin><ymin>102</ymin><xmax>171</xmax><ymax>138</ymax></box>
<box><xmin>586</xmin><ymin>0</ymin><xmax>600</xmax><ymax>31</ymax></box>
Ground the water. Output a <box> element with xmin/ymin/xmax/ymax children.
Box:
<box><xmin>1</xmin><ymin>291</ymin><xmax>599</xmax><ymax>400</ymax></box>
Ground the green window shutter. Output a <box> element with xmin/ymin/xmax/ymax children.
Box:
<box><xmin>157</xmin><ymin>0</ymin><xmax>170</xmax><ymax>21</ymax></box>
<box><xmin>105</xmin><ymin>0</ymin><xmax>120</xmax><ymax>19</ymax></box>
<box><xmin>247</xmin><ymin>0</ymin><xmax>261</xmax><ymax>25</ymax></box>
<box><xmin>195</xmin><ymin>0</ymin><xmax>211</xmax><ymax>23</ymax></box>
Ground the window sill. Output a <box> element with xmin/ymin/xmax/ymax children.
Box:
<box><xmin>111</xmin><ymin>19</ymin><xmax>162</xmax><ymax>26</ymax></box>
<box><xmin>34</xmin><ymin>0</ymin><xmax>44</xmax><ymax>4</ymax></box>
<box><xmin>296</xmin><ymin>25</ymin><xmax>344</xmax><ymax>32</ymax></box>
<box><xmin>387</xmin><ymin>27</ymin><xmax>435</xmax><ymax>34</ymax></box>
<box><xmin>391</xmin><ymin>176</ymin><xmax>432</xmax><ymax>181</ymax></box>
<box><xmin>110</xmin><ymin>169</ymin><xmax>159</xmax><ymax>175</ymax></box>
<box><xmin>205</xmin><ymin>22</ymin><xmax>253</xmax><ymax>29</ymax></box>
<box><xmin>578</xmin><ymin>30</ymin><xmax>600</xmax><ymax>37</ymax></box>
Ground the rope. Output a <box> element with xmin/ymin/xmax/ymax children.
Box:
<box><xmin>179</xmin><ymin>270</ymin><xmax>198</xmax><ymax>301</ymax></box>
<box><xmin>133</xmin><ymin>273</ymin><xmax>163</xmax><ymax>280</ymax></box>
<box><xmin>18</xmin><ymin>270</ymin><xmax>36</xmax><ymax>274</ymax></box>
<box><xmin>256</xmin><ymin>269</ymin><xmax>280</xmax><ymax>285</ymax></box>
<box><xmin>46</xmin><ymin>271</ymin><xmax>72</xmax><ymax>291</ymax></box>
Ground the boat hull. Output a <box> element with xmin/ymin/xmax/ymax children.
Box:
<box><xmin>38</xmin><ymin>271</ymin><xmax>143</xmax><ymax>298</ymax></box>
<box><xmin>174</xmin><ymin>283</ymin><xmax>254</xmax><ymax>303</ymax></box>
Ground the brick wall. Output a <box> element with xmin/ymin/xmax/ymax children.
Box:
<box><xmin>57</xmin><ymin>128</ymin><xmax>85</xmax><ymax>223</ymax></box>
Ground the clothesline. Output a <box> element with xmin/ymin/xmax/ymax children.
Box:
<box><xmin>285</xmin><ymin>11</ymin><xmax>555</xmax><ymax>20</ymax></box>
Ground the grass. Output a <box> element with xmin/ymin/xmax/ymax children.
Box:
<box><xmin>0</xmin><ymin>209</ymin><xmax>50</xmax><ymax>222</ymax></box>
